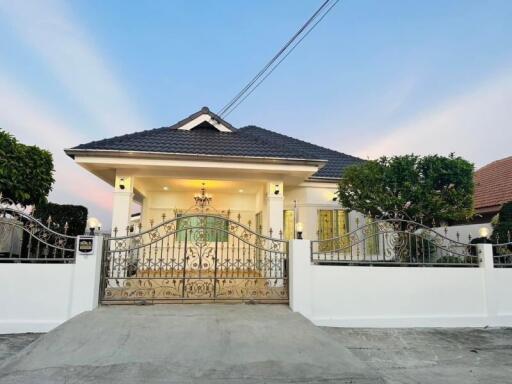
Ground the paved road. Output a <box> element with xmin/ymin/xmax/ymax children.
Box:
<box><xmin>0</xmin><ymin>305</ymin><xmax>511</xmax><ymax>383</ymax></box>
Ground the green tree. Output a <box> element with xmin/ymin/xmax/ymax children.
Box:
<box><xmin>0</xmin><ymin>130</ymin><xmax>55</xmax><ymax>206</ymax></box>
<box><xmin>491</xmin><ymin>201</ymin><xmax>512</xmax><ymax>243</ymax></box>
<box><xmin>338</xmin><ymin>154</ymin><xmax>474</xmax><ymax>225</ymax></box>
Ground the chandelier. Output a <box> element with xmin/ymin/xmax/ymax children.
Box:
<box><xmin>194</xmin><ymin>183</ymin><xmax>212</xmax><ymax>208</ymax></box>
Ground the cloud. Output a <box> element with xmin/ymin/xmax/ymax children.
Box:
<box><xmin>0</xmin><ymin>74</ymin><xmax>113</xmax><ymax>227</ymax></box>
<box><xmin>354</xmin><ymin>70</ymin><xmax>512</xmax><ymax>168</ymax></box>
<box><xmin>0</xmin><ymin>0</ymin><xmax>146</xmax><ymax>135</ymax></box>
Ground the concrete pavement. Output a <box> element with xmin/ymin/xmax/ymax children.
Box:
<box><xmin>0</xmin><ymin>305</ymin><xmax>511</xmax><ymax>383</ymax></box>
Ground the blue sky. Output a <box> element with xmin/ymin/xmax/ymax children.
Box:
<box><xmin>0</xmin><ymin>0</ymin><xmax>511</xmax><ymax>226</ymax></box>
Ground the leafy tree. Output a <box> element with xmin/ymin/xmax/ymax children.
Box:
<box><xmin>338</xmin><ymin>154</ymin><xmax>474</xmax><ymax>225</ymax></box>
<box><xmin>491</xmin><ymin>201</ymin><xmax>512</xmax><ymax>243</ymax></box>
<box><xmin>0</xmin><ymin>130</ymin><xmax>54</xmax><ymax>206</ymax></box>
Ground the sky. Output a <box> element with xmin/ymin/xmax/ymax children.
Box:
<box><xmin>0</xmin><ymin>0</ymin><xmax>511</xmax><ymax>227</ymax></box>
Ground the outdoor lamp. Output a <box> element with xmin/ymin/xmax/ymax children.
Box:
<box><xmin>295</xmin><ymin>222</ymin><xmax>304</xmax><ymax>239</ymax></box>
<box><xmin>274</xmin><ymin>184</ymin><xmax>280</xmax><ymax>195</ymax></box>
<box><xmin>479</xmin><ymin>227</ymin><xmax>489</xmax><ymax>238</ymax></box>
<box><xmin>87</xmin><ymin>217</ymin><xmax>100</xmax><ymax>235</ymax></box>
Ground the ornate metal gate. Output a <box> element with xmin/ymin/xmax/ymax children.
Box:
<box><xmin>101</xmin><ymin>214</ymin><xmax>288</xmax><ymax>304</ymax></box>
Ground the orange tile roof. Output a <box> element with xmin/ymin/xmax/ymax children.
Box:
<box><xmin>474</xmin><ymin>156</ymin><xmax>512</xmax><ymax>213</ymax></box>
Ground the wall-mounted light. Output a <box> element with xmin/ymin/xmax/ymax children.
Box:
<box><xmin>119</xmin><ymin>178</ymin><xmax>125</xmax><ymax>190</ymax></box>
<box><xmin>163</xmin><ymin>186</ymin><xmax>169</xmax><ymax>191</ymax></box>
<box><xmin>295</xmin><ymin>222</ymin><xmax>304</xmax><ymax>239</ymax></box>
<box><xmin>87</xmin><ymin>217</ymin><xmax>102</xmax><ymax>235</ymax></box>
<box><xmin>238</xmin><ymin>189</ymin><xmax>244</xmax><ymax>193</ymax></box>
<box><xmin>274</xmin><ymin>184</ymin><xmax>280</xmax><ymax>195</ymax></box>
<box><xmin>332</xmin><ymin>193</ymin><xmax>338</xmax><ymax>202</ymax></box>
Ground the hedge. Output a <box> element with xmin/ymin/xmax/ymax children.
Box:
<box><xmin>34</xmin><ymin>202</ymin><xmax>88</xmax><ymax>236</ymax></box>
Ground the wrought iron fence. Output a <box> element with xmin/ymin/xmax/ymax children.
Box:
<box><xmin>0</xmin><ymin>201</ymin><xmax>76</xmax><ymax>263</ymax></box>
<box><xmin>492</xmin><ymin>243</ymin><xmax>512</xmax><ymax>268</ymax></box>
<box><xmin>311</xmin><ymin>218</ymin><xmax>478</xmax><ymax>267</ymax></box>
<box><xmin>102</xmin><ymin>213</ymin><xmax>288</xmax><ymax>303</ymax></box>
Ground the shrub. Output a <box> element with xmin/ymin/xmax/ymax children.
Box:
<box><xmin>34</xmin><ymin>202</ymin><xmax>88</xmax><ymax>236</ymax></box>
<box><xmin>491</xmin><ymin>201</ymin><xmax>512</xmax><ymax>244</ymax></box>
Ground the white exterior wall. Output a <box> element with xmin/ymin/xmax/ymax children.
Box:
<box><xmin>0</xmin><ymin>236</ymin><xmax>103</xmax><ymax>334</ymax></box>
<box><xmin>289</xmin><ymin>240</ymin><xmax>512</xmax><ymax>328</ymax></box>
<box><xmin>142</xmin><ymin>191</ymin><xmax>258</xmax><ymax>228</ymax></box>
<box><xmin>433</xmin><ymin>223</ymin><xmax>493</xmax><ymax>242</ymax></box>
<box><xmin>285</xmin><ymin>183</ymin><xmax>364</xmax><ymax>240</ymax></box>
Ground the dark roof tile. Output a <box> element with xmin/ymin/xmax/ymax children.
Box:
<box><xmin>68</xmin><ymin>110</ymin><xmax>363</xmax><ymax>179</ymax></box>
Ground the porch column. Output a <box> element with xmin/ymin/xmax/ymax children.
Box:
<box><xmin>266</xmin><ymin>182</ymin><xmax>284</xmax><ymax>238</ymax></box>
<box><xmin>111</xmin><ymin>173</ymin><xmax>134</xmax><ymax>235</ymax></box>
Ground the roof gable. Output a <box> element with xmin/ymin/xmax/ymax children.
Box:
<box><xmin>170</xmin><ymin>107</ymin><xmax>235</xmax><ymax>132</ymax></box>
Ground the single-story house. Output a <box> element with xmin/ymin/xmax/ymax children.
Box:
<box><xmin>65</xmin><ymin>107</ymin><xmax>364</xmax><ymax>240</ymax></box>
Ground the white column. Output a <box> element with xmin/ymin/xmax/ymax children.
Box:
<box><xmin>111</xmin><ymin>173</ymin><xmax>134</xmax><ymax>235</ymax></box>
<box><xmin>266</xmin><ymin>182</ymin><xmax>284</xmax><ymax>238</ymax></box>
<box><xmin>70</xmin><ymin>235</ymin><xmax>104</xmax><ymax>318</ymax></box>
<box><xmin>477</xmin><ymin>243</ymin><xmax>498</xmax><ymax>326</ymax></box>
<box><xmin>288</xmin><ymin>239</ymin><xmax>312</xmax><ymax>319</ymax></box>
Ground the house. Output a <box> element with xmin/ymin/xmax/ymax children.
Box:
<box><xmin>474</xmin><ymin>156</ymin><xmax>512</xmax><ymax>223</ymax></box>
<box><xmin>65</xmin><ymin>107</ymin><xmax>363</xmax><ymax>240</ymax></box>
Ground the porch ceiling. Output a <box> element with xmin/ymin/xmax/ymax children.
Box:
<box><xmin>72</xmin><ymin>155</ymin><xmax>322</xmax><ymax>188</ymax></box>
<box><xmin>135</xmin><ymin>178</ymin><xmax>262</xmax><ymax>194</ymax></box>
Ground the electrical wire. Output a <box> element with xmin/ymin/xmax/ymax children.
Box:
<box><xmin>217</xmin><ymin>0</ymin><xmax>338</xmax><ymax>118</ymax></box>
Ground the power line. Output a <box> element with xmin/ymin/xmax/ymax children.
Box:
<box><xmin>218</xmin><ymin>0</ymin><xmax>339</xmax><ymax>118</ymax></box>
<box><xmin>217</xmin><ymin>0</ymin><xmax>331</xmax><ymax>117</ymax></box>
<box><xmin>222</xmin><ymin>0</ymin><xmax>339</xmax><ymax>119</ymax></box>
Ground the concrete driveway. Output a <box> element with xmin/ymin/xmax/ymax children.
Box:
<box><xmin>0</xmin><ymin>305</ymin><xmax>511</xmax><ymax>384</ymax></box>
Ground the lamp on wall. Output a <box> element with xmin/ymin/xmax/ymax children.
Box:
<box><xmin>87</xmin><ymin>217</ymin><xmax>102</xmax><ymax>235</ymax></box>
<box><xmin>295</xmin><ymin>222</ymin><xmax>304</xmax><ymax>239</ymax></box>
<box><xmin>332</xmin><ymin>192</ymin><xmax>338</xmax><ymax>202</ymax></box>
<box><xmin>119</xmin><ymin>178</ymin><xmax>126</xmax><ymax>190</ymax></box>
<box><xmin>274</xmin><ymin>184</ymin><xmax>280</xmax><ymax>195</ymax></box>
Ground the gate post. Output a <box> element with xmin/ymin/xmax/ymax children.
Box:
<box><xmin>288</xmin><ymin>239</ymin><xmax>312</xmax><ymax>318</ymax></box>
<box><xmin>70</xmin><ymin>235</ymin><xmax>104</xmax><ymax>317</ymax></box>
<box><xmin>477</xmin><ymin>243</ymin><xmax>498</xmax><ymax>326</ymax></box>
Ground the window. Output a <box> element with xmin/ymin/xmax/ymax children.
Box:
<box><xmin>176</xmin><ymin>214</ymin><xmax>229</xmax><ymax>242</ymax></box>
<box><xmin>365</xmin><ymin>216</ymin><xmax>380</xmax><ymax>255</ymax></box>
<box><xmin>318</xmin><ymin>209</ymin><xmax>349</xmax><ymax>251</ymax></box>
<box><xmin>283</xmin><ymin>210</ymin><xmax>295</xmax><ymax>240</ymax></box>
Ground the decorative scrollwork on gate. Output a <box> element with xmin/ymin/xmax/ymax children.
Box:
<box><xmin>102</xmin><ymin>214</ymin><xmax>288</xmax><ymax>303</ymax></box>
<box><xmin>311</xmin><ymin>217</ymin><xmax>478</xmax><ymax>266</ymax></box>
<box><xmin>0</xmin><ymin>201</ymin><xmax>77</xmax><ymax>262</ymax></box>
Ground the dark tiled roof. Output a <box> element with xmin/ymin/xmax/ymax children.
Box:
<box><xmin>68</xmin><ymin>108</ymin><xmax>363</xmax><ymax>179</ymax></box>
<box><xmin>238</xmin><ymin>126</ymin><xmax>364</xmax><ymax>178</ymax></box>
<box><xmin>474</xmin><ymin>156</ymin><xmax>512</xmax><ymax>213</ymax></box>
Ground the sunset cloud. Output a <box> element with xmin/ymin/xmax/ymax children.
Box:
<box><xmin>0</xmin><ymin>0</ymin><xmax>146</xmax><ymax>136</ymax></box>
<box><xmin>354</xmin><ymin>69</ymin><xmax>512</xmax><ymax>168</ymax></box>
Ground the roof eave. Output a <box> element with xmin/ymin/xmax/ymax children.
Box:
<box><xmin>64</xmin><ymin>148</ymin><xmax>328</xmax><ymax>168</ymax></box>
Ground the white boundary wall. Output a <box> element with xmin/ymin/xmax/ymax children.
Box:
<box><xmin>289</xmin><ymin>241</ymin><xmax>512</xmax><ymax>328</ymax></box>
<box><xmin>0</xmin><ymin>236</ymin><xmax>103</xmax><ymax>334</ymax></box>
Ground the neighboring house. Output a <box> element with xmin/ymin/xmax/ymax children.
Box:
<box><xmin>474</xmin><ymin>156</ymin><xmax>512</xmax><ymax>223</ymax></box>
<box><xmin>65</xmin><ymin>107</ymin><xmax>363</xmax><ymax>240</ymax></box>
<box><xmin>437</xmin><ymin>156</ymin><xmax>512</xmax><ymax>241</ymax></box>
